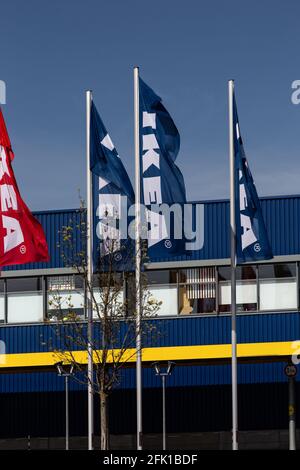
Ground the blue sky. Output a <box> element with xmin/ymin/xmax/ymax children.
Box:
<box><xmin>0</xmin><ymin>0</ymin><xmax>299</xmax><ymax>210</ymax></box>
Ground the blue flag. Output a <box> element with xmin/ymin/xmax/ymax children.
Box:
<box><xmin>90</xmin><ymin>101</ymin><xmax>135</xmax><ymax>271</ymax></box>
<box><xmin>139</xmin><ymin>78</ymin><xmax>187</xmax><ymax>259</ymax></box>
<box><xmin>233</xmin><ymin>94</ymin><xmax>273</xmax><ymax>263</ymax></box>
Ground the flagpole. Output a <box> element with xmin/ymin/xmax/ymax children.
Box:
<box><xmin>86</xmin><ymin>89</ymin><xmax>94</xmax><ymax>450</ymax></box>
<box><xmin>229</xmin><ymin>79</ymin><xmax>238</xmax><ymax>450</ymax></box>
<box><xmin>134</xmin><ymin>66</ymin><xmax>143</xmax><ymax>450</ymax></box>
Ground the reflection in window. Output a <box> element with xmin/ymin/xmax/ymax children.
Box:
<box><xmin>7</xmin><ymin>277</ymin><xmax>43</xmax><ymax>323</ymax></box>
<box><xmin>0</xmin><ymin>280</ymin><xmax>4</xmax><ymax>323</ymax></box>
<box><xmin>179</xmin><ymin>267</ymin><xmax>216</xmax><ymax>315</ymax></box>
<box><xmin>259</xmin><ymin>263</ymin><xmax>297</xmax><ymax>311</ymax></box>
<box><xmin>92</xmin><ymin>289</ymin><xmax>124</xmax><ymax>319</ymax></box>
<box><xmin>147</xmin><ymin>270</ymin><xmax>178</xmax><ymax>285</ymax></box>
<box><xmin>218</xmin><ymin>266</ymin><xmax>257</xmax><ymax>313</ymax></box>
<box><xmin>148</xmin><ymin>285</ymin><xmax>178</xmax><ymax>316</ymax></box>
<box><xmin>47</xmin><ymin>275</ymin><xmax>85</xmax><ymax>321</ymax></box>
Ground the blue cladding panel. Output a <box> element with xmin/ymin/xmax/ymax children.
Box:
<box><xmin>0</xmin><ymin>372</ymin><xmax>85</xmax><ymax>393</ymax></box>
<box><xmin>143</xmin><ymin>312</ymin><xmax>300</xmax><ymax>348</ymax></box>
<box><xmin>0</xmin><ymin>362</ymin><xmax>290</xmax><ymax>394</ymax></box>
<box><xmin>3</xmin><ymin>209</ymin><xmax>83</xmax><ymax>271</ymax></box>
<box><xmin>150</xmin><ymin>194</ymin><xmax>300</xmax><ymax>262</ymax></box>
<box><xmin>1</xmin><ymin>312</ymin><xmax>300</xmax><ymax>354</ymax></box>
<box><xmin>1</xmin><ymin>194</ymin><xmax>300</xmax><ymax>270</ymax></box>
<box><xmin>118</xmin><ymin>362</ymin><xmax>290</xmax><ymax>389</ymax></box>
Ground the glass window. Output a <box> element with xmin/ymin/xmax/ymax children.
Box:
<box><xmin>92</xmin><ymin>273</ymin><xmax>125</xmax><ymax>318</ymax></box>
<box><xmin>48</xmin><ymin>276</ymin><xmax>75</xmax><ymax>291</ymax></box>
<box><xmin>7</xmin><ymin>277</ymin><xmax>41</xmax><ymax>292</ymax></box>
<box><xmin>179</xmin><ymin>267</ymin><xmax>216</xmax><ymax>315</ymax></box>
<box><xmin>47</xmin><ymin>275</ymin><xmax>85</xmax><ymax>321</ymax></box>
<box><xmin>0</xmin><ymin>280</ymin><xmax>4</xmax><ymax>323</ymax></box>
<box><xmin>92</xmin><ymin>289</ymin><xmax>125</xmax><ymax>319</ymax></box>
<box><xmin>259</xmin><ymin>263</ymin><xmax>296</xmax><ymax>279</ymax></box>
<box><xmin>7</xmin><ymin>277</ymin><xmax>42</xmax><ymax>323</ymax></box>
<box><xmin>148</xmin><ymin>285</ymin><xmax>178</xmax><ymax>316</ymax></box>
<box><xmin>218</xmin><ymin>266</ymin><xmax>257</xmax><ymax>313</ymax></box>
<box><xmin>124</xmin><ymin>273</ymin><xmax>177</xmax><ymax>317</ymax></box>
<box><xmin>93</xmin><ymin>272</ymin><xmax>123</xmax><ymax>288</ymax></box>
<box><xmin>259</xmin><ymin>263</ymin><xmax>297</xmax><ymax>311</ymax></box>
<box><xmin>146</xmin><ymin>270</ymin><xmax>177</xmax><ymax>285</ymax></box>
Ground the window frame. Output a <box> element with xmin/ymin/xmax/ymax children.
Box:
<box><xmin>0</xmin><ymin>262</ymin><xmax>299</xmax><ymax>324</ymax></box>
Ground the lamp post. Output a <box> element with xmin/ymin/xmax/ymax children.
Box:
<box><xmin>55</xmin><ymin>362</ymin><xmax>75</xmax><ymax>450</ymax></box>
<box><xmin>284</xmin><ymin>363</ymin><xmax>297</xmax><ymax>450</ymax></box>
<box><xmin>152</xmin><ymin>361</ymin><xmax>175</xmax><ymax>450</ymax></box>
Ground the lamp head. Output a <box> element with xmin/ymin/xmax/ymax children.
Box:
<box><xmin>55</xmin><ymin>361</ymin><xmax>63</xmax><ymax>375</ymax></box>
<box><xmin>152</xmin><ymin>362</ymin><xmax>161</xmax><ymax>375</ymax></box>
<box><xmin>167</xmin><ymin>361</ymin><xmax>176</xmax><ymax>375</ymax></box>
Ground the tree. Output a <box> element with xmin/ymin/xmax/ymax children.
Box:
<box><xmin>47</xmin><ymin>202</ymin><xmax>161</xmax><ymax>449</ymax></box>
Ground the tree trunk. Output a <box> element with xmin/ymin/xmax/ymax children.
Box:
<box><xmin>100</xmin><ymin>391</ymin><xmax>109</xmax><ymax>450</ymax></box>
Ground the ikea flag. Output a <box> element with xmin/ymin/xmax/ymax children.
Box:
<box><xmin>90</xmin><ymin>101</ymin><xmax>135</xmax><ymax>270</ymax></box>
<box><xmin>233</xmin><ymin>94</ymin><xmax>273</xmax><ymax>263</ymax></box>
<box><xmin>139</xmin><ymin>78</ymin><xmax>187</xmax><ymax>259</ymax></box>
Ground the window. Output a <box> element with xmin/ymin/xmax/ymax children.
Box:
<box><xmin>146</xmin><ymin>270</ymin><xmax>178</xmax><ymax>316</ymax></box>
<box><xmin>124</xmin><ymin>272</ymin><xmax>177</xmax><ymax>317</ymax></box>
<box><xmin>92</xmin><ymin>273</ymin><xmax>125</xmax><ymax>318</ymax></box>
<box><xmin>47</xmin><ymin>275</ymin><xmax>85</xmax><ymax>321</ymax></box>
<box><xmin>218</xmin><ymin>266</ymin><xmax>257</xmax><ymax>313</ymax></box>
<box><xmin>146</xmin><ymin>270</ymin><xmax>178</xmax><ymax>285</ymax></box>
<box><xmin>179</xmin><ymin>267</ymin><xmax>216</xmax><ymax>315</ymax></box>
<box><xmin>92</xmin><ymin>288</ymin><xmax>125</xmax><ymax>319</ymax></box>
<box><xmin>1</xmin><ymin>262</ymin><xmax>298</xmax><ymax>324</ymax></box>
<box><xmin>7</xmin><ymin>277</ymin><xmax>43</xmax><ymax>323</ymax></box>
<box><xmin>93</xmin><ymin>272</ymin><xmax>123</xmax><ymax>288</ymax></box>
<box><xmin>259</xmin><ymin>263</ymin><xmax>297</xmax><ymax>311</ymax></box>
<box><xmin>148</xmin><ymin>285</ymin><xmax>178</xmax><ymax>316</ymax></box>
<box><xmin>0</xmin><ymin>280</ymin><xmax>4</xmax><ymax>323</ymax></box>
<box><xmin>48</xmin><ymin>276</ymin><xmax>76</xmax><ymax>291</ymax></box>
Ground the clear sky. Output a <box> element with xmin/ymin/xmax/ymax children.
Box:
<box><xmin>1</xmin><ymin>0</ymin><xmax>299</xmax><ymax>210</ymax></box>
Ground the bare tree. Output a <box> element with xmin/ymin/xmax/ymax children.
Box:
<box><xmin>47</xmin><ymin>202</ymin><xmax>161</xmax><ymax>449</ymax></box>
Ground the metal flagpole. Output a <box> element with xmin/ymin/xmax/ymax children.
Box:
<box><xmin>162</xmin><ymin>375</ymin><xmax>166</xmax><ymax>451</ymax></box>
<box><xmin>229</xmin><ymin>79</ymin><xmax>238</xmax><ymax>451</ymax></box>
<box><xmin>86</xmin><ymin>89</ymin><xmax>94</xmax><ymax>450</ymax></box>
<box><xmin>288</xmin><ymin>375</ymin><xmax>296</xmax><ymax>450</ymax></box>
<box><xmin>65</xmin><ymin>375</ymin><xmax>69</xmax><ymax>451</ymax></box>
<box><xmin>134</xmin><ymin>66</ymin><xmax>143</xmax><ymax>450</ymax></box>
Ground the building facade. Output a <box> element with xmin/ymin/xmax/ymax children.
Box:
<box><xmin>0</xmin><ymin>194</ymin><xmax>300</xmax><ymax>449</ymax></box>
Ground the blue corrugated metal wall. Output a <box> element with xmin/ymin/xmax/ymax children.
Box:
<box><xmin>0</xmin><ymin>362</ymin><xmax>291</xmax><ymax>394</ymax></box>
<box><xmin>3</xmin><ymin>209</ymin><xmax>83</xmax><ymax>271</ymax></box>
<box><xmin>158</xmin><ymin>195</ymin><xmax>300</xmax><ymax>262</ymax></box>
<box><xmin>0</xmin><ymin>313</ymin><xmax>299</xmax><ymax>354</ymax></box>
<box><xmin>3</xmin><ymin>194</ymin><xmax>300</xmax><ymax>270</ymax></box>
<box><xmin>0</xmin><ymin>196</ymin><xmax>299</xmax><ymax>438</ymax></box>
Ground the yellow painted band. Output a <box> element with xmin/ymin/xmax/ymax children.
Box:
<box><xmin>0</xmin><ymin>341</ymin><xmax>296</xmax><ymax>369</ymax></box>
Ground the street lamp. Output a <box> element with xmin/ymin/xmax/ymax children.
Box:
<box><xmin>55</xmin><ymin>362</ymin><xmax>75</xmax><ymax>450</ymax></box>
<box><xmin>152</xmin><ymin>361</ymin><xmax>176</xmax><ymax>450</ymax></box>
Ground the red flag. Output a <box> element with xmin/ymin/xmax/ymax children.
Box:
<box><xmin>0</xmin><ymin>107</ymin><xmax>49</xmax><ymax>267</ymax></box>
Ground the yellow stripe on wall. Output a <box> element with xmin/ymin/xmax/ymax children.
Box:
<box><xmin>0</xmin><ymin>341</ymin><xmax>296</xmax><ymax>370</ymax></box>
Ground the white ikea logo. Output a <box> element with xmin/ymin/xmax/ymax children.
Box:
<box><xmin>142</xmin><ymin>112</ymin><xmax>168</xmax><ymax>247</ymax></box>
<box><xmin>0</xmin><ymin>146</ymin><xmax>24</xmax><ymax>253</ymax></box>
<box><xmin>95</xmin><ymin>134</ymin><xmax>121</xmax><ymax>254</ymax></box>
<box><xmin>239</xmin><ymin>169</ymin><xmax>257</xmax><ymax>250</ymax></box>
<box><xmin>142</xmin><ymin>112</ymin><xmax>162</xmax><ymax>205</ymax></box>
<box><xmin>0</xmin><ymin>80</ymin><xmax>5</xmax><ymax>105</ymax></box>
